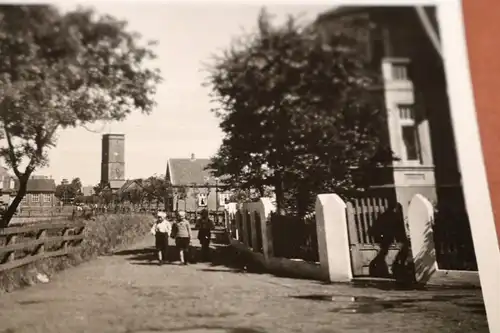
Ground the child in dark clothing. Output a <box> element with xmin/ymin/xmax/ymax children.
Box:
<box><xmin>197</xmin><ymin>209</ymin><xmax>214</xmax><ymax>261</ymax></box>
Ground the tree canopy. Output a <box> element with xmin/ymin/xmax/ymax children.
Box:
<box><xmin>55</xmin><ymin>177</ymin><xmax>82</xmax><ymax>203</ymax></box>
<box><xmin>0</xmin><ymin>5</ymin><xmax>162</xmax><ymax>226</ymax></box>
<box><xmin>205</xmin><ymin>9</ymin><xmax>394</xmax><ymax>216</ymax></box>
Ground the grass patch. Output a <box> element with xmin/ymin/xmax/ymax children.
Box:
<box><xmin>0</xmin><ymin>213</ymin><xmax>153</xmax><ymax>293</ymax></box>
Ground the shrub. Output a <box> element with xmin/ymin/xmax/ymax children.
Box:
<box><xmin>0</xmin><ymin>213</ymin><xmax>153</xmax><ymax>293</ymax></box>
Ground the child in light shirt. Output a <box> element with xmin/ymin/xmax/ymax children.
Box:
<box><xmin>151</xmin><ymin>211</ymin><xmax>172</xmax><ymax>265</ymax></box>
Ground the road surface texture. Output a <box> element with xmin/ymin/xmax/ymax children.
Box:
<box><xmin>0</xmin><ymin>234</ymin><xmax>488</xmax><ymax>333</ymax></box>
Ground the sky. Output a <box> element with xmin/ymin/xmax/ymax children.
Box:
<box><xmin>29</xmin><ymin>1</ymin><xmax>334</xmax><ymax>187</ymax></box>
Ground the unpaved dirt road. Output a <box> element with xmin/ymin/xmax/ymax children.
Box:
<box><xmin>0</xmin><ymin>235</ymin><xmax>489</xmax><ymax>333</ymax></box>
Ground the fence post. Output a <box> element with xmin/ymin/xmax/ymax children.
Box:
<box><xmin>241</xmin><ymin>206</ymin><xmax>249</xmax><ymax>246</ymax></box>
<box><xmin>315</xmin><ymin>194</ymin><xmax>353</xmax><ymax>282</ymax></box>
<box><xmin>35</xmin><ymin>229</ymin><xmax>47</xmax><ymax>255</ymax></box>
<box><xmin>5</xmin><ymin>234</ymin><xmax>17</xmax><ymax>262</ymax></box>
<box><xmin>407</xmin><ymin>194</ymin><xmax>437</xmax><ymax>284</ymax></box>
<box><xmin>248</xmin><ymin>203</ymin><xmax>259</xmax><ymax>252</ymax></box>
<box><xmin>257</xmin><ymin>198</ymin><xmax>275</xmax><ymax>261</ymax></box>
<box><xmin>61</xmin><ymin>228</ymin><xmax>70</xmax><ymax>252</ymax></box>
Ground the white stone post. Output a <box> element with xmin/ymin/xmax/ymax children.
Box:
<box><xmin>315</xmin><ymin>194</ymin><xmax>353</xmax><ymax>282</ymax></box>
<box><xmin>407</xmin><ymin>194</ymin><xmax>437</xmax><ymax>284</ymax></box>
<box><xmin>257</xmin><ymin>198</ymin><xmax>276</xmax><ymax>260</ymax></box>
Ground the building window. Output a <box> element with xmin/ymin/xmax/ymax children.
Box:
<box><xmin>392</xmin><ymin>63</ymin><xmax>408</xmax><ymax>80</ymax></box>
<box><xmin>398</xmin><ymin>104</ymin><xmax>421</xmax><ymax>162</ymax></box>
<box><xmin>219</xmin><ymin>193</ymin><xmax>231</xmax><ymax>205</ymax></box>
<box><xmin>43</xmin><ymin>194</ymin><xmax>51</xmax><ymax>203</ymax></box>
<box><xmin>31</xmin><ymin>194</ymin><xmax>40</xmax><ymax>203</ymax></box>
<box><xmin>198</xmin><ymin>194</ymin><xmax>207</xmax><ymax>207</ymax></box>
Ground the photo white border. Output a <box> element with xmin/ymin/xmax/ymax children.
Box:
<box><xmin>438</xmin><ymin>2</ymin><xmax>500</xmax><ymax>332</ymax></box>
<box><xmin>2</xmin><ymin>0</ymin><xmax>498</xmax><ymax>330</ymax></box>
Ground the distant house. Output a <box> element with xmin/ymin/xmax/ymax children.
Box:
<box><xmin>115</xmin><ymin>179</ymin><xmax>144</xmax><ymax>202</ymax></box>
<box><xmin>15</xmin><ymin>176</ymin><xmax>57</xmax><ymax>207</ymax></box>
<box><xmin>165</xmin><ymin>154</ymin><xmax>231</xmax><ymax>212</ymax></box>
<box><xmin>0</xmin><ymin>169</ymin><xmax>58</xmax><ymax>208</ymax></box>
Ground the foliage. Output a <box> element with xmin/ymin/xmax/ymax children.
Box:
<box><xmin>0</xmin><ymin>5</ymin><xmax>162</xmax><ymax>226</ymax></box>
<box><xmin>92</xmin><ymin>182</ymin><xmax>115</xmax><ymax>205</ymax></box>
<box><xmin>144</xmin><ymin>175</ymin><xmax>169</xmax><ymax>204</ymax></box>
<box><xmin>205</xmin><ymin>9</ymin><xmax>394</xmax><ymax>216</ymax></box>
<box><xmin>228</xmin><ymin>187</ymin><xmax>273</xmax><ymax>204</ymax></box>
<box><xmin>124</xmin><ymin>186</ymin><xmax>145</xmax><ymax>206</ymax></box>
<box><xmin>55</xmin><ymin>177</ymin><xmax>82</xmax><ymax>203</ymax></box>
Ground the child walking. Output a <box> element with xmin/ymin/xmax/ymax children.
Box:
<box><xmin>172</xmin><ymin>211</ymin><xmax>192</xmax><ymax>265</ymax></box>
<box><xmin>197</xmin><ymin>209</ymin><xmax>214</xmax><ymax>262</ymax></box>
<box><xmin>151</xmin><ymin>211</ymin><xmax>172</xmax><ymax>265</ymax></box>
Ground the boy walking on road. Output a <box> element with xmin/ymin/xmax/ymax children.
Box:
<box><xmin>172</xmin><ymin>211</ymin><xmax>192</xmax><ymax>265</ymax></box>
<box><xmin>151</xmin><ymin>211</ymin><xmax>172</xmax><ymax>265</ymax></box>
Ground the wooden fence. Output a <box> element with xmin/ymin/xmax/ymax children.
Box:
<box><xmin>345</xmin><ymin>197</ymin><xmax>390</xmax><ymax>245</ymax></box>
<box><xmin>0</xmin><ymin>221</ymin><xmax>85</xmax><ymax>272</ymax></box>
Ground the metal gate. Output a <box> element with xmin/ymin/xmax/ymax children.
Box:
<box><xmin>346</xmin><ymin>197</ymin><xmax>402</xmax><ymax>278</ymax></box>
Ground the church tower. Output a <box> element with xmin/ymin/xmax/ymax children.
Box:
<box><xmin>100</xmin><ymin>134</ymin><xmax>125</xmax><ymax>190</ymax></box>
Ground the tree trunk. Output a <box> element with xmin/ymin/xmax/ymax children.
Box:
<box><xmin>1</xmin><ymin>174</ymin><xmax>30</xmax><ymax>227</ymax></box>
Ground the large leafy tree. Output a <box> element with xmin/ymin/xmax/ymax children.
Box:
<box><xmin>137</xmin><ymin>175</ymin><xmax>170</xmax><ymax>210</ymax></box>
<box><xmin>55</xmin><ymin>177</ymin><xmax>82</xmax><ymax>203</ymax></box>
<box><xmin>205</xmin><ymin>9</ymin><xmax>393</xmax><ymax>216</ymax></box>
<box><xmin>0</xmin><ymin>6</ymin><xmax>161</xmax><ymax>226</ymax></box>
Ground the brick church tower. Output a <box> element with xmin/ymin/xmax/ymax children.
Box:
<box><xmin>100</xmin><ymin>134</ymin><xmax>126</xmax><ymax>190</ymax></box>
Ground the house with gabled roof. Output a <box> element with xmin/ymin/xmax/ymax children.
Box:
<box><xmin>165</xmin><ymin>154</ymin><xmax>231</xmax><ymax>212</ymax></box>
<box><xmin>12</xmin><ymin>176</ymin><xmax>57</xmax><ymax>207</ymax></box>
<box><xmin>0</xmin><ymin>165</ymin><xmax>56</xmax><ymax>208</ymax></box>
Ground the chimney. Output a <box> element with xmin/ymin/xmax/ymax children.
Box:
<box><xmin>190</xmin><ymin>153</ymin><xmax>195</xmax><ymax>161</ymax></box>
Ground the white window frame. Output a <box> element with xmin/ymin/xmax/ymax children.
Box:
<box><xmin>198</xmin><ymin>193</ymin><xmax>207</xmax><ymax>207</ymax></box>
<box><xmin>392</xmin><ymin>62</ymin><xmax>409</xmax><ymax>80</ymax></box>
<box><xmin>382</xmin><ymin>57</ymin><xmax>411</xmax><ymax>82</ymax></box>
<box><xmin>31</xmin><ymin>194</ymin><xmax>40</xmax><ymax>203</ymax></box>
<box><xmin>397</xmin><ymin>104</ymin><xmax>422</xmax><ymax>164</ymax></box>
<box><xmin>43</xmin><ymin>193</ymin><xmax>51</xmax><ymax>203</ymax></box>
<box><xmin>219</xmin><ymin>193</ymin><xmax>231</xmax><ymax>205</ymax></box>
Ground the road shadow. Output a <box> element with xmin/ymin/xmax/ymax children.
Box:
<box><xmin>112</xmin><ymin>239</ymin><xmax>265</xmax><ymax>275</ymax></box>
<box><xmin>113</xmin><ymin>242</ymin><xmax>242</xmax><ymax>268</ymax></box>
<box><xmin>201</xmin><ymin>244</ymin><xmax>268</xmax><ymax>274</ymax></box>
<box><xmin>339</xmin><ymin>278</ymin><xmax>482</xmax><ymax>292</ymax></box>
<box><xmin>288</xmin><ymin>293</ymin><xmax>485</xmax><ymax>316</ymax></box>
<box><xmin>164</xmin><ymin>326</ymin><xmax>267</xmax><ymax>333</ymax></box>
<box><xmin>114</xmin><ymin>245</ymin><xmax>186</xmax><ymax>265</ymax></box>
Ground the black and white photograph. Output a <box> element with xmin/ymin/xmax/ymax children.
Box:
<box><xmin>0</xmin><ymin>1</ymin><xmax>497</xmax><ymax>332</ymax></box>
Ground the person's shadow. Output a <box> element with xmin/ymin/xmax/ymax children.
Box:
<box><xmin>368</xmin><ymin>203</ymin><xmax>405</xmax><ymax>279</ymax></box>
